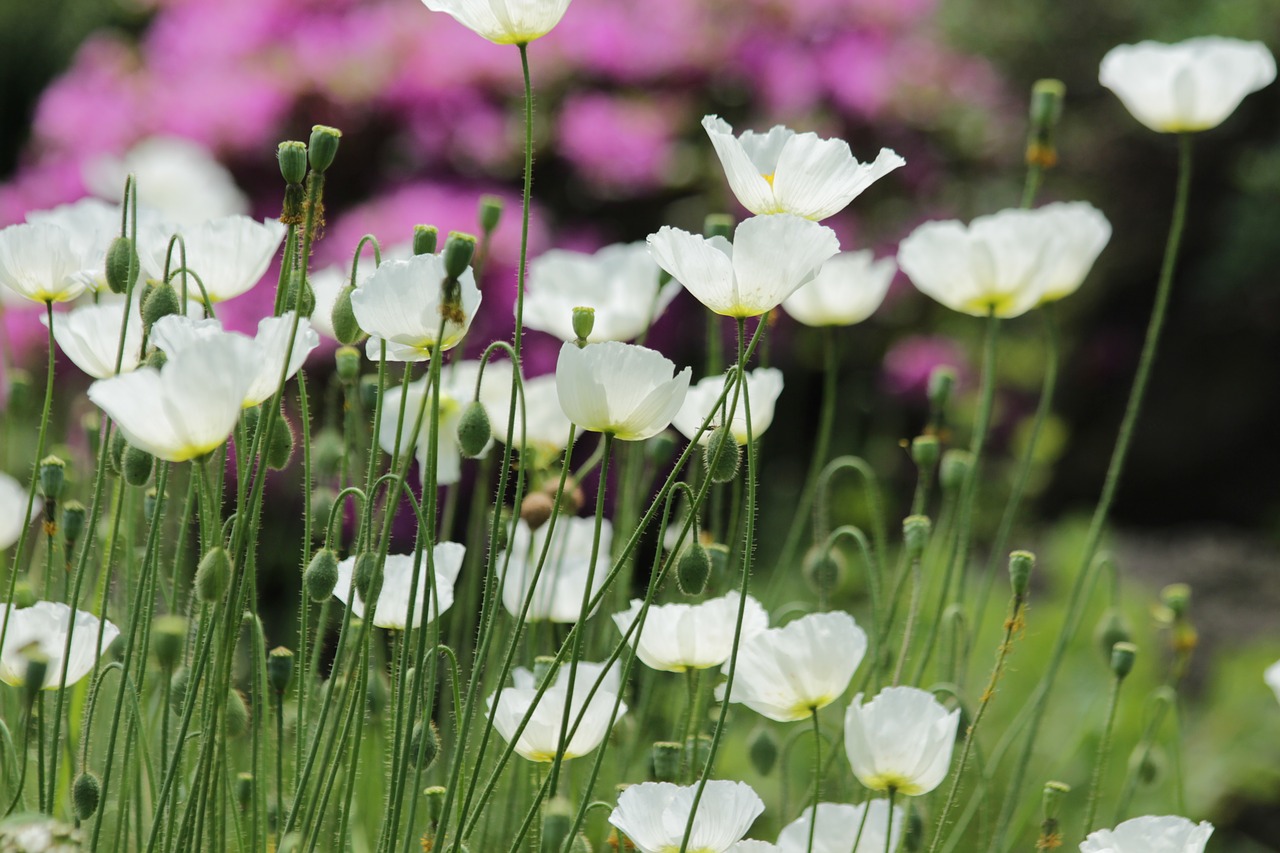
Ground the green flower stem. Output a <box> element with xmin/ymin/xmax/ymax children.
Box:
<box><xmin>776</xmin><ymin>326</ymin><xmax>839</xmax><ymax>575</ymax></box>
<box><xmin>989</xmin><ymin>133</ymin><xmax>1194</xmax><ymax>853</ymax></box>
<box><xmin>971</xmin><ymin>306</ymin><xmax>1059</xmax><ymax>643</ymax></box>
<box><xmin>1114</xmin><ymin>687</ymin><xmax>1175</xmax><ymax>823</ymax></box>
<box><xmin>848</xmin><ymin>793</ymin><xmax>873</xmax><ymax>853</ymax></box>
<box><xmin>807</xmin><ymin>710</ymin><xmax>822</xmax><ymax>853</ymax></box>
<box><xmin>892</xmin><ymin>553</ymin><xmax>924</xmax><ymax>687</ymax></box>
<box><xmin>1081</xmin><ymin>673</ymin><xmax>1123</xmax><ymax>836</ymax></box>
<box><xmin>885</xmin><ymin>789</ymin><xmax>897</xmax><ymax>853</ymax></box>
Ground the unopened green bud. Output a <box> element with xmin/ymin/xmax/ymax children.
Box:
<box><xmin>353</xmin><ymin>552</ymin><xmax>380</xmax><ymax>602</ymax></box>
<box><xmin>703</xmin><ymin>427</ymin><xmax>740</xmax><ymax>483</ymax></box>
<box><xmin>571</xmin><ymin>306</ymin><xmax>595</xmax><ymax>343</ymax></box>
<box><xmin>311</xmin><ymin>429</ymin><xmax>344</xmax><ymax>480</ymax></box>
<box><xmin>266</xmin><ymin>416</ymin><xmax>295</xmax><ymax>471</ymax></box>
<box><xmin>145</xmin><ymin>347</ymin><xmax>167</xmax><ymax>370</ymax></box>
<box><xmin>123</xmin><ymin>443</ymin><xmax>154</xmax><ymax>487</ymax></box>
<box><xmin>332</xmin><ymin>349</ymin><xmax>360</xmax><ymax>389</ymax></box>
<box><xmin>488</xmin><ymin>508</ymin><xmax>511</xmax><ymax>552</ymax></box>
<box><xmin>367</xmin><ymin>670</ymin><xmax>389</xmax><ymax>716</ymax></box>
<box><xmin>1130</xmin><ymin>744</ymin><xmax>1165</xmax><ymax>785</ymax></box>
<box><xmin>153</xmin><ymin>615</ymin><xmax>187</xmax><ymax>671</ymax></box>
<box><xmin>939</xmin><ymin>449</ymin><xmax>972</xmax><ymax>492</ymax></box>
<box><xmin>243</xmin><ymin>406</ymin><xmax>263</xmax><ymax>440</ymax></box>
<box><xmin>910</xmin><ymin>435</ymin><xmax>940</xmax><ymax>470</ymax></box>
<box><xmin>1008</xmin><ymin>550</ymin><xmax>1035</xmax><ymax>598</ymax></box>
<box><xmin>105</xmin><ymin>236</ymin><xmax>138</xmax><ymax>295</ymax></box>
<box><xmin>457</xmin><ymin>401</ymin><xmax>492</xmax><ymax>458</ymax></box>
<box><xmin>903</xmin><ymin>515</ymin><xmax>932</xmax><ymax>558</ymax></box>
<box><xmin>651</xmin><ymin>742</ymin><xmax>682</xmax><ymax>782</ymax></box>
<box><xmin>424</xmin><ymin>786</ymin><xmax>448</xmax><ymax>825</ymax></box>
<box><xmin>61</xmin><ymin>501</ymin><xmax>86</xmax><ymax>544</ymax></box>
<box><xmin>1042</xmin><ymin>780</ymin><xmax>1070</xmax><ymax>817</ymax></box>
<box><xmin>410</xmin><ymin>720</ymin><xmax>440</xmax><ymax>769</ymax></box>
<box><xmin>541</xmin><ymin>797</ymin><xmax>574</xmax><ymax>853</ymax></box>
<box><xmin>478</xmin><ymin>196</ymin><xmax>504</xmax><ymax>234</ymax></box>
<box><xmin>1161</xmin><ymin>583</ymin><xmax>1191</xmax><ymax>618</ymax></box>
<box><xmin>286</xmin><ymin>271</ymin><xmax>316</xmax><ymax>318</ymax></box>
<box><xmin>1094</xmin><ymin>608</ymin><xmax>1132</xmax><ymax>661</ymax></box>
<box><xmin>1027</xmin><ymin>79</ymin><xmax>1066</xmax><ymax>169</ymax></box>
<box><xmin>196</xmin><ymin>547</ymin><xmax>233</xmax><ymax>603</ymax></box>
<box><xmin>304</xmin><ymin>549</ymin><xmax>340</xmax><ymax>602</ymax></box>
<box><xmin>225</xmin><ymin>689</ymin><xmax>250</xmax><ymax>738</ymax></box>
<box><xmin>73</xmin><ymin>771</ymin><xmax>102</xmax><ymax>820</ymax></box>
<box><xmin>802</xmin><ymin>545</ymin><xmax>846</xmax><ymax>596</ymax></box>
<box><xmin>307</xmin><ymin>125</ymin><xmax>342</xmax><ymax>174</ymax></box>
<box><xmin>1109</xmin><ymin>641</ymin><xmax>1138</xmax><ymax>680</ymax></box>
<box><xmin>22</xmin><ymin>653</ymin><xmax>49</xmax><ymax>705</ymax></box>
<box><xmin>142</xmin><ymin>281</ymin><xmax>181</xmax><ymax>327</ymax></box>
<box><xmin>646</xmin><ymin>432</ymin><xmax>677</xmax><ymax>467</ymax></box>
<box><xmin>748</xmin><ymin>726</ymin><xmax>778</xmax><ymax>776</ymax></box>
<box><xmin>170</xmin><ymin>666</ymin><xmax>190</xmax><ymax>714</ymax></box>
<box><xmin>413</xmin><ymin>225</ymin><xmax>439</xmax><ymax>256</ymax></box>
<box><xmin>676</xmin><ymin>541</ymin><xmax>711</xmax><ymax>596</ymax></box>
<box><xmin>443</xmin><ymin>231</ymin><xmax>477</xmax><ymax>281</ymax></box>
<box><xmin>903</xmin><ymin>807</ymin><xmax>925</xmax><ymax>853</ymax></box>
<box><xmin>927</xmin><ymin>366</ymin><xmax>956</xmax><ymax>410</ymax></box>
<box><xmin>12</xmin><ymin>580</ymin><xmax>36</xmax><ymax>609</ymax></box>
<box><xmin>532</xmin><ymin>656</ymin><xmax>557</xmax><ymax>684</ymax></box>
<box><xmin>108</xmin><ymin>430</ymin><xmax>127</xmax><ymax>476</ymax></box>
<box><xmin>235</xmin><ymin>772</ymin><xmax>254</xmax><ymax>810</ymax></box>
<box><xmin>278</xmin><ymin>140</ymin><xmax>308</xmax><ymax>186</ymax></box>
<box><xmin>703</xmin><ymin>214</ymin><xmax>734</xmax><ymax>241</ymax></box>
<box><xmin>267</xmin><ymin>646</ymin><xmax>294</xmax><ymax>694</ymax></box>
<box><xmin>38</xmin><ymin>455</ymin><xmax>65</xmax><ymax>501</ymax></box>
<box><xmin>332</xmin><ymin>287</ymin><xmax>362</xmax><ymax>345</ymax></box>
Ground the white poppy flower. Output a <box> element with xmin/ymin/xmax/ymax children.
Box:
<box><xmin>0</xmin><ymin>223</ymin><xmax>88</xmax><ymax>303</ymax></box>
<box><xmin>499</xmin><ymin>515</ymin><xmax>612</xmax><ymax>623</ymax></box>
<box><xmin>525</xmin><ymin>242</ymin><xmax>681</xmax><ymax>343</ymax></box>
<box><xmin>333</xmin><ymin>545</ymin><xmax>465</xmax><ymax>630</ymax></box>
<box><xmin>1267</xmin><ymin>659</ymin><xmax>1280</xmax><ymax>706</ymax></box>
<box><xmin>782</xmin><ymin>251</ymin><xmax>896</xmax><ymax>327</ymax></box>
<box><xmin>716</xmin><ymin>611</ymin><xmax>867</xmax><ymax>722</ymax></box>
<box><xmin>150</xmin><ymin>313</ymin><xmax>318</xmax><ymax>408</ymax></box>
<box><xmin>1080</xmin><ymin>815</ymin><xmax>1213</xmax><ymax>853</ymax></box>
<box><xmin>0</xmin><ymin>602</ymin><xmax>120</xmax><ymax>689</ymax></box>
<box><xmin>609</xmin><ymin>780</ymin><xmax>765</xmax><ymax>853</ymax></box>
<box><xmin>843</xmin><ymin>686</ymin><xmax>960</xmax><ymax>795</ymax></box>
<box><xmin>1034</xmin><ymin>202</ymin><xmax>1113</xmax><ymax>304</ymax></box>
<box><xmin>1099</xmin><ymin>37</ymin><xmax>1276</xmax><ymax>133</ymax></box>
<box><xmin>670</xmin><ymin>367</ymin><xmax>783</xmax><ymax>445</ymax></box>
<box><xmin>612</xmin><ymin>592</ymin><xmax>768</xmax><ymax>673</ymax></box>
<box><xmin>555</xmin><ymin>341</ymin><xmax>691</xmax><ymax>441</ymax></box>
<box><xmin>777</xmin><ymin>802</ymin><xmax>904</xmax><ymax>853</ymax></box>
<box><xmin>729</xmin><ymin>844</ymin><xmax>781</xmax><ymax>853</ymax></box>
<box><xmin>43</xmin><ymin>302</ymin><xmax>145</xmax><ymax>379</ymax></box>
<box><xmin>647</xmin><ymin>214</ymin><xmax>839</xmax><ymax>318</ymax></box>
<box><xmin>487</xmin><ymin>659</ymin><xmax>626</xmax><ymax>763</ymax></box>
<box><xmin>702</xmin><ymin>116</ymin><xmax>904</xmax><ymax>221</ymax></box>
<box><xmin>354</xmin><ymin>253</ymin><xmax>482</xmax><ymax>362</ymax></box>
<box><xmin>0</xmin><ymin>474</ymin><xmax>40</xmax><ymax>552</ymax></box>
<box><xmin>136</xmin><ymin>215</ymin><xmax>285</xmax><ymax>304</ymax></box>
<box><xmin>478</xmin><ymin>370</ymin><xmax>576</xmax><ymax>454</ymax></box>
<box><xmin>26</xmin><ymin>198</ymin><xmax>154</xmax><ymax>294</ymax></box>
<box><xmin>85</xmin><ymin>136</ymin><xmax>249</xmax><ymax>227</ymax></box>
<box><xmin>421</xmin><ymin>0</ymin><xmax>572</xmax><ymax>45</ymax></box>
<box><xmin>310</xmin><ymin>243</ymin><xmax>410</xmax><ymax>341</ymax></box>
<box><xmin>87</xmin><ymin>333</ymin><xmax>259</xmax><ymax>462</ymax></box>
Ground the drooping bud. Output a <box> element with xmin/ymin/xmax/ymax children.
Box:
<box><xmin>108</xmin><ymin>431</ymin><xmax>127</xmax><ymax>476</ymax></box>
<box><xmin>12</xmin><ymin>580</ymin><xmax>36</xmax><ymax>609</ymax></box>
<box><xmin>235</xmin><ymin>772</ymin><xmax>254</xmax><ymax>811</ymax></box>
<box><xmin>902</xmin><ymin>515</ymin><xmax>932</xmax><ymax>559</ymax></box>
<box><xmin>170</xmin><ymin>667</ymin><xmax>190</xmax><ymax>714</ymax></box>
<box><xmin>141</xmin><ymin>281</ymin><xmax>181</xmax><ymax>328</ymax></box>
<box><xmin>571</xmin><ymin>306</ymin><xmax>595</xmax><ymax>344</ymax></box>
<box><xmin>1094</xmin><ymin>608</ymin><xmax>1132</xmax><ymax>661</ymax></box>
<box><xmin>152</xmin><ymin>615</ymin><xmax>187</xmax><ymax>671</ymax></box>
<box><xmin>413</xmin><ymin>225</ymin><xmax>439</xmax><ymax>257</ymax></box>
<box><xmin>332</xmin><ymin>287</ymin><xmax>362</xmax><ymax>345</ymax></box>
<box><xmin>145</xmin><ymin>348</ymin><xmax>167</xmax><ymax>370</ymax></box>
<box><xmin>457</xmin><ymin>401</ymin><xmax>492</xmax><ymax>459</ymax></box>
<box><xmin>1008</xmin><ymin>550</ymin><xmax>1035</xmax><ymax>599</ymax></box>
<box><xmin>541</xmin><ymin>797</ymin><xmax>574</xmax><ymax>853</ymax></box>
<box><xmin>266</xmin><ymin>416</ymin><xmax>295</xmax><ymax>471</ymax></box>
<box><xmin>123</xmin><ymin>444</ymin><xmax>154</xmax><ymax>487</ymax></box>
<box><xmin>478</xmin><ymin>196</ymin><xmax>504</xmax><ymax>234</ymax></box>
<box><xmin>196</xmin><ymin>547</ymin><xmax>233</xmax><ymax>603</ymax></box>
<box><xmin>703</xmin><ymin>426</ymin><xmax>740</xmax><ymax>483</ymax></box>
<box><xmin>703</xmin><ymin>214</ymin><xmax>734</xmax><ymax>241</ymax></box>
<box><xmin>307</xmin><ymin>125</ymin><xmax>342</xmax><ymax>174</ymax></box>
<box><xmin>442</xmin><ymin>231</ymin><xmax>477</xmax><ymax>281</ymax></box>
<box><xmin>1026</xmin><ymin>79</ymin><xmax>1066</xmax><ymax>169</ymax></box>
<box><xmin>802</xmin><ymin>545</ymin><xmax>846</xmax><ymax>596</ymax></box>
<box><xmin>747</xmin><ymin>726</ymin><xmax>778</xmax><ymax>776</ymax></box>
<box><xmin>938</xmin><ymin>449</ymin><xmax>972</xmax><ymax>492</ymax></box>
<box><xmin>651</xmin><ymin>742</ymin><xmax>682</xmax><ymax>782</ymax></box>
<box><xmin>520</xmin><ymin>492</ymin><xmax>555</xmax><ymax>531</ymax></box>
<box><xmin>105</xmin><ymin>236</ymin><xmax>138</xmax><ymax>295</ymax></box>
<box><xmin>353</xmin><ymin>552</ymin><xmax>381</xmax><ymax>603</ymax></box>
<box><xmin>1109</xmin><ymin>641</ymin><xmax>1138</xmax><ymax>681</ymax></box>
<box><xmin>225</xmin><ymin>689</ymin><xmax>250</xmax><ymax>738</ymax></box>
<box><xmin>409</xmin><ymin>720</ymin><xmax>440</xmax><ymax>769</ymax></box>
<box><xmin>73</xmin><ymin>771</ymin><xmax>101</xmax><ymax>820</ymax></box>
<box><xmin>676</xmin><ymin>541</ymin><xmax>711</xmax><ymax>596</ymax></box>
<box><xmin>267</xmin><ymin>647</ymin><xmax>295</xmax><ymax>694</ymax></box>
<box><xmin>277</xmin><ymin>140</ymin><xmax>308</xmax><ymax>186</ymax></box>
<box><xmin>38</xmin><ymin>455</ymin><xmax>65</xmax><ymax>501</ymax></box>
<box><xmin>285</xmin><ymin>271</ymin><xmax>316</xmax><ymax>318</ymax></box>
<box><xmin>910</xmin><ymin>435</ymin><xmax>940</xmax><ymax>470</ymax></box>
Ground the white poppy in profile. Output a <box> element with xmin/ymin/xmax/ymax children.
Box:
<box><xmin>777</xmin><ymin>802</ymin><xmax>904</xmax><ymax>853</ymax></box>
<box><xmin>26</xmin><ymin>198</ymin><xmax>159</xmax><ymax>294</ymax></box>
<box><xmin>43</xmin><ymin>302</ymin><xmax>145</xmax><ymax>379</ymax></box>
<box><xmin>899</xmin><ymin>204</ymin><xmax>1106</xmax><ymax>319</ymax></box>
<box><xmin>612</xmin><ymin>592</ymin><xmax>768</xmax><ymax>673</ymax></box>
<box><xmin>555</xmin><ymin>341</ymin><xmax>691</xmax><ymax>441</ymax></box>
<box><xmin>488</xmin><ymin>659</ymin><xmax>626</xmax><ymax>763</ymax></box>
<box><xmin>421</xmin><ymin>0</ymin><xmax>572</xmax><ymax>45</ymax></box>
<box><xmin>670</xmin><ymin>367</ymin><xmax>783</xmax><ymax>445</ymax></box>
<box><xmin>1080</xmin><ymin>815</ymin><xmax>1213</xmax><ymax>853</ymax></box>
<box><xmin>0</xmin><ymin>474</ymin><xmax>40</xmax><ymax>552</ymax></box>
<box><xmin>0</xmin><ymin>602</ymin><xmax>120</xmax><ymax>689</ymax></box>
<box><xmin>782</xmin><ymin>251</ymin><xmax>896</xmax><ymax>327</ymax></box>
<box><xmin>525</xmin><ymin>242</ymin><xmax>681</xmax><ymax>343</ymax></box>
<box><xmin>333</xmin><ymin>545</ymin><xmax>465</xmax><ymax>630</ymax></box>
<box><xmin>702</xmin><ymin>116</ymin><xmax>904</xmax><ymax>221</ymax></box>
<box><xmin>843</xmin><ymin>686</ymin><xmax>960</xmax><ymax>795</ymax></box>
<box><xmin>85</xmin><ymin>136</ymin><xmax>249</xmax><ymax>226</ymax></box>
<box><xmin>0</xmin><ymin>222</ymin><xmax>88</xmax><ymax>303</ymax></box>
<box><xmin>478</xmin><ymin>370</ymin><xmax>576</xmax><ymax>455</ymax></box>
<box><xmin>136</xmin><ymin>215</ymin><xmax>285</xmax><ymax>304</ymax></box>
<box><xmin>648</xmin><ymin>214</ymin><xmax>839</xmax><ymax>318</ymax></box>
<box><xmin>87</xmin><ymin>333</ymin><xmax>258</xmax><ymax>462</ymax></box>
<box><xmin>1267</xmin><ymin>659</ymin><xmax>1280</xmax><ymax>706</ymax></box>
<box><xmin>609</xmin><ymin>780</ymin><xmax>765</xmax><ymax>853</ymax></box>
<box><xmin>150</xmin><ymin>313</ymin><xmax>318</xmax><ymax>408</ymax></box>
<box><xmin>499</xmin><ymin>515</ymin><xmax>612</xmax><ymax>623</ymax></box>
<box><xmin>1099</xmin><ymin>37</ymin><xmax>1276</xmax><ymax>133</ymax></box>
<box><xmin>354</xmin><ymin>253</ymin><xmax>482</xmax><ymax>361</ymax></box>
<box><xmin>716</xmin><ymin>611</ymin><xmax>867</xmax><ymax>722</ymax></box>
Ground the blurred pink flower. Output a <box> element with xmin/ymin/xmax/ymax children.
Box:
<box><xmin>558</xmin><ymin>94</ymin><xmax>680</xmax><ymax>192</ymax></box>
<box><xmin>882</xmin><ymin>334</ymin><xmax>970</xmax><ymax>400</ymax></box>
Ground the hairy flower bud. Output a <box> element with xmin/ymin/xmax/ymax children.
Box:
<box><xmin>268</xmin><ymin>646</ymin><xmax>294</xmax><ymax>694</ymax></box>
<box><xmin>703</xmin><ymin>426</ymin><xmax>740</xmax><ymax>483</ymax></box>
<box><xmin>651</xmin><ymin>742</ymin><xmax>682</xmax><ymax>782</ymax></box>
<box><xmin>1094</xmin><ymin>608</ymin><xmax>1132</xmax><ymax>660</ymax></box>
<box><xmin>38</xmin><ymin>455</ymin><xmax>65</xmax><ymax>501</ymax></box>
<box><xmin>196</xmin><ymin>547</ymin><xmax>233</xmax><ymax>603</ymax></box>
<box><xmin>153</xmin><ymin>615</ymin><xmax>187</xmax><ymax>671</ymax></box>
<box><xmin>266</xmin><ymin>416</ymin><xmax>295</xmax><ymax>471</ymax></box>
<box><xmin>802</xmin><ymin>545</ymin><xmax>845</xmax><ymax>596</ymax></box>
<box><xmin>903</xmin><ymin>515</ymin><xmax>932</xmax><ymax>558</ymax></box>
<box><xmin>225</xmin><ymin>689</ymin><xmax>250</xmax><ymax>738</ymax></box>
<box><xmin>1008</xmin><ymin>550</ymin><xmax>1035</xmax><ymax>598</ymax></box>
<box><xmin>123</xmin><ymin>443</ymin><xmax>154</xmax><ymax>487</ymax></box>
<box><xmin>748</xmin><ymin>726</ymin><xmax>778</xmax><ymax>776</ymax></box>
<box><xmin>73</xmin><ymin>771</ymin><xmax>101</xmax><ymax>820</ymax></box>
<box><xmin>353</xmin><ymin>552</ymin><xmax>380</xmax><ymax>602</ymax></box>
<box><xmin>443</xmin><ymin>231</ymin><xmax>477</xmax><ymax>281</ymax></box>
<box><xmin>142</xmin><ymin>281</ymin><xmax>181</xmax><ymax>328</ymax></box>
<box><xmin>304</xmin><ymin>549</ymin><xmax>340</xmax><ymax>602</ymax></box>
<box><xmin>676</xmin><ymin>541</ymin><xmax>711</xmax><ymax>596</ymax></box>
<box><xmin>61</xmin><ymin>500</ymin><xmax>86</xmax><ymax>544</ymax></box>
<box><xmin>410</xmin><ymin>720</ymin><xmax>440</xmax><ymax>769</ymax></box>
<box><xmin>105</xmin><ymin>236</ymin><xmax>138</xmax><ymax>295</ymax></box>
<box><xmin>457</xmin><ymin>401</ymin><xmax>492</xmax><ymax>459</ymax></box>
